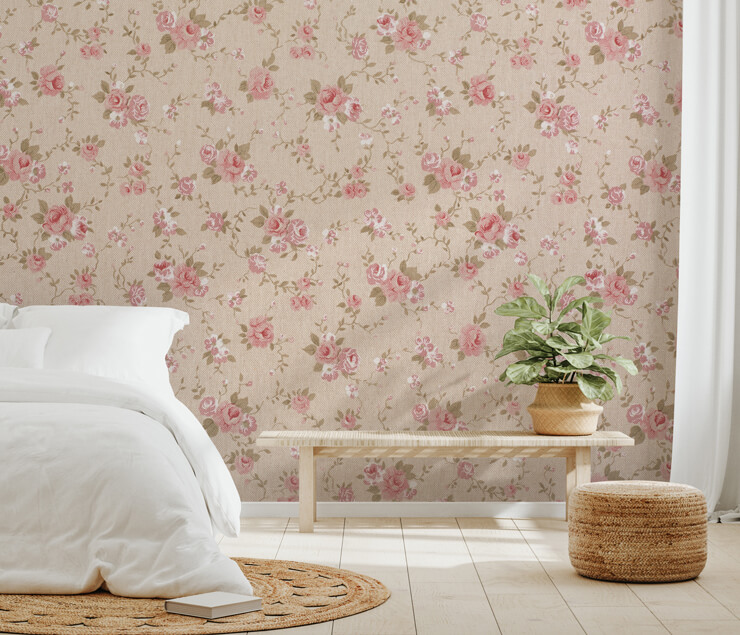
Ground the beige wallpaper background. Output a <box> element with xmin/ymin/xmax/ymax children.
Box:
<box><xmin>0</xmin><ymin>0</ymin><xmax>682</xmax><ymax>502</ymax></box>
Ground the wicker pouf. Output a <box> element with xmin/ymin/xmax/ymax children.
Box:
<box><xmin>568</xmin><ymin>481</ymin><xmax>707</xmax><ymax>583</ymax></box>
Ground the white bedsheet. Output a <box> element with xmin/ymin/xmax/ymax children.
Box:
<box><xmin>0</xmin><ymin>368</ymin><xmax>252</xmax><ymax>598</ymax></box>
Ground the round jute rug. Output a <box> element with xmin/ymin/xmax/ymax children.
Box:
<box><xmin>0</xmin><ymin>557</ymin><xmax>390</xmax><ymax>634</ymax></box>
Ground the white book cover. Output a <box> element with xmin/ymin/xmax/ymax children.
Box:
<box><xmin>165</xmin><ymin>591</ymin><xmax>262</xmax><ymax>619</ymax></box>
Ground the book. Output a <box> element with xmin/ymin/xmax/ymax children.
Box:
<box><xmin>164</xmin><ymin>591</ymin><xmax>262</xmax><ymax>619</ymax></box>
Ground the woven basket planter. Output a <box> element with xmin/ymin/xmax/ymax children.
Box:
<box><xmin>568</xmin><ymin>481</ymin><xmax>707</xmax><ymax>583</ymax></box>
<box><xmin>527</xmin><ymin>383</ymin><xmax>602</xmax><ymax>435</ymax></box>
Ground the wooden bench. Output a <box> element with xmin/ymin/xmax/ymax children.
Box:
<box><xmin>256</xmin><ymin>430</ymin><xmax>634</xmax><ymax>532</ymax></box>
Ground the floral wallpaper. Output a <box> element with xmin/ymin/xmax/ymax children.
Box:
<box><xmin>0</xmin><ymin>0</ymin><xmax>682</xmax><ymax>503</ymax></box>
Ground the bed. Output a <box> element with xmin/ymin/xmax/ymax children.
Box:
<box><xmin>0</xmin><ymin>304</ymin><xmax>253</xmax><ymax>598</ymax></box>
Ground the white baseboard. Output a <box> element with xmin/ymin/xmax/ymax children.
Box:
<box><xmin>240</xmin><ymin>501</ymin><xmax>565</xmax><ymax>519</ymax></box>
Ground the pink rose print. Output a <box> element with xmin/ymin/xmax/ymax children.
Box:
<box><xmin>421</xmin><ymin>152</ymin><xmax>441</xmax><ymax>172</ymax></box>
<box><xmin>470</xmin><ymin>13</ymin><xmax>487</xmax><ymax>32</ymax></box>
<box><xmin>351</xmin><ymin>36</ymin><xmax>368</xmax><ymax>59</ymax></box>
<box><xmin>38</xmin><ymin>65</ymin><xmax>65</xmax><ymax>97</ymax></box>
<box><xmin>284</xmin><ymin>474</ymin><xmax>300</xmax><ymax>492</ymax></box>
<box><xmin>607</xmin><ymin>186</ymin><xmax>625</xmax><ymax>205</ymax></box>
<box><xmin>537</xmin><ymin>99</ymin><xmax>559</xmax><ymax>122</ymax></box>
<box><xmin>381</xmin><ymin>270</ymin><xmax>411</xmax><ymax>302</ymax></box>
<box><xmin>41</xmin><ymin>4</ymin><xmax>58</xmax><ymax>22</ymax></box>
<box><xmin>291</xmin><ymin>395</ymin><xmax>310</xmax><ymax>413</ymax></box>
<box><xmin>128</xmin><ymin>284</ymin><xmax>146</xmax><ymax>306</ymax></box>
<box><xmin>635</xmin><ymin>221</ymin><xmax>654</xmax><ymax>242</ymax></box>
<box><xmin>214</xmin><ymin>402</ymin><xmax>243</xmax><ymax>432</ymax></box>
<box><xmin>236</xmin><ymin>456</ymin><xmax>254</xmax><ymax>474</ymax></box>
<box><xmin>200</xmin><ymin>144</ymin><xmax>218</xmax><ymax>164</ymax></box>
<box><xmin>435</xmin><ymin>158</ymin><xmax>464</xmax><ymax>190</ymax></box>
<box><xmin>215</xmin><ymin>150</ymin><xmax>246</xmax><ymax>183</ymax></box>
<box><xmin>428</xmin><ymin>406</ymin><xmax>457</xmax><ymax>431</ymax></box>
<box><xmin>337</xmin><ymin>486</ymin><xmax>355</xmax><ymax>502</ymax></box>
<box><xmin>315</xmin><ymin>85</ymin><xmax>347</xmax><ymax>116</ymax></box>
<box><xmin>459</xmin><ymin>323</ymin><xmax>486</xmax><ymax>357</ymax></box>
<box><xmin>585</xmin><ymin>21</ymin><xmax>605</xmax><ymax>43</ymax></box>
<box><xmin>626</xmin><ymin>404</ymin><xmax>644</xmax><ymax>424</ymax></box>
<box><xmin>600</xmin><ymin>29</ymin><xmax>629</xmax><ymax>62</ymax></box>
<box><xmin>315</xmin><ymin>341</ymin><xmax>339</xmax><ymax>364</ymax></box>
<box><xmin>4</xmin><ymin>150</ymin><xmax>33</xmax><ymax>181</ymax></box>
<box><xmin>475</xmin><ymin>213</ymin><xmax>505</xmax><ymax>242</ymax></box>
<box><xmin>380</xmin><ymin>468</ymin><xmax>409</xmax><ymax>500</ymax></box>
<box><xmin>601</xmin><ymin>273</ymin><xmax>632</xmax><ymax>306</ymax></box>
<box><xmin>366</xmin><ymin>263</ymin><xmax>387</xmax><ymax>285</ymax></box>
<box><xmin>468</xmin><ymin>75</ymin><xmax>495</xmax><ymax>106</ymax></box>
<box><xmin>246</xmin><ymin>315</ymin><xmax>274</xmax><ymax>348</ymax></box>
<box><xmin>171</xmin><ymin>17</ymin><xmax>201</xmax><ymax>50</ymax></box>
<box><xmin>512</xmin><ymin>152</ymin><xmax>530</xmax><ymax>170</ymax></box>
<box><xmin>127</xmin><ymin>95</ymin><xmax>149</xmax><ymax>121</ymax></box>
<box><xmin>156</xmin><ymin>10</ymin><xmax>176</xmax><ymax>32</ymax></box>
<box><xmin>457</xmin><ymin>461</ymin><xmax>474</xmax><ymax>479</ymax></box>
<box><xmin>644</xmin><ymin>160</ymin><xmax>672</xmax><ymax>193</ymax></box>
<box><xmin>42</xmin><ymin>205</ymin><xmax>74</xmax><ymax>235</ymax></box>
<box><xmin>412</xmin><ymin>403</ymin><xmax>429</xmax><ymax>422</ymax></box>
<box><xmin>248</xmin><ymin>254</ymin><xmax>267</xmax><ymax>273</ymax></box>
<box><xmin>459</xmin><ymin>261</ymin><xmax>478</xmax><ymax>280</ymax></box>
<box><xmin>171</xmin><ymin>264</ymin><xmax>201</xmax><ymax>297</ymax></box>
<box><xmin>178</xmin><ymin>177</ymin><xmax>195</xmax><ymax>196</ymax></box>
<box><xmin>247</xmin><ymin>66</ymin><xmax>274</xmax><ymax>101</ymax></box>
<box><xmin>508</xmin><ymin>281</ymin><xmax>525</xmax><ymax>298</ymax></box>
<box><xmin>105</xmin><ymin>89</ymin><xmax>128</xmax><ymax>112</ymax></box>
<box><xmin>392</xmin><ymin>17</ymin><xmax>422</xmax><ymax>51</ymax></box>
<box><xmin>629</xmin><ymin>155</ymin><xmax>646</xmax><ymax>174</ymax></box>
<box><xmin>248</xmin><ymin>6</ymin><xmax>266</xmax><ymax>24</ymax></box>
<box><xmin>642</xmin><ymin>409</ymin><xmax>671</xmax><ymax>440</ymax></box>
<box><xmin>80</xmin><ymin>143</ymin><xmax>99</xmax><ymax>161</ymax></box>
<box><xmin>199</xmin><ymin>396</ymin><xmax>217</xmax><ymax>417</ymax></box>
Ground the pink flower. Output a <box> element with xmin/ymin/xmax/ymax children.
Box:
<box><xmin>366</xmin><ymin>263</ymin><xmax>387</xmax><ymax>285</ymax></box>
<box><xmin>376</xmin><ymin>14</ymin><xmax>395</xmax><ymax>35</ymax></box>
<box><xmin>412</xmin><ymin>403</ymin><xmax>429</xmax><ymax>422</ymax></box>
<box><xmin>392</xmin><ymin>17</ymin><xmax>422</xmax><ymax>51</ymax></box>
<box><xmin>584</xmin><ymin>269</ymin><xmax>605</xmax><ymax>291</ymax></box>
<box><xmin>363</xmin><ymin>463</ymin><xmax>382</xmax><ymax>484</ymax></box>
<box><xmin>380</xmin><ymin>468</ymin><xmax>409</xmax><ymax>500</ymax></box>
<box><xmin>41</xmin><ymin>4</ymin><xmax>58</xmax><ymax>22</ymax></box>
<box><xmin>4</xmin><ymin>150</ymin><xmax>33</xmax><ymax>182</ymax></box>
<box><xmin>643</xmin><ymin>409</ymin><xmax>671</xmax><ymax>440</ymax></box>
<box><xmin>601</xmin><ymin>273</ymin><xmax>631</xmax><ymax>306</ymax></box>
<box><xmin>247</xmin><ymin>6</ymin><xmax>266</xmax><ymax>24</ymax></box>
<box><xmin>171</xmin><ymin>264</ymin><xmax>200</xmax><ymax>297</ymax></box>
<box><xmin>68</xmin><ymin>293</ymin><xmax>94</xmax><ymax>306</ymax></box>
<box><xmin>428</xmin><ymin>406</ymin><xmax>458</xmax><ymax>431</ymax></box>
<box><xmin>351</xmin><ymin>36</ymin><xmax>368</xmax><ymax>59</ymax></box>
<box><xmin>508</xmin><ymin>281</ymin><xmax>525</xmax><ymax>298</ymax></box>
<box><xmin>199</xmin><ymin>396</ymin><xmax>217</xmax><ymax>417</ymax></box>
<box><xmin>421</xmin><ymin>152</ymin><xmax>441</xmax><ymax>172</ymax></box>
<box><xmin>80</xmin><ymin>143</ymin><xmax>99</xmax><ymax>161</ymax></box>
<box><xmin>236</xmin><ymin>455</ymin><xmax>254</xmax><ymax>474</ymax></box>
<box><xmin>347</xmin><ymin>294</ymin><xmax>362</xmax><ymax>309</ymax></box>
<box><xmin>205</xmin><ymin>212</ymin><xmax>224</xmax><ymax>232</ymax></box>
<box><xmin>470</xmin><ymin>13</ymin><xmax>488</xmax><ymax>32</ymax></box>
<box><xmin>626</xmin><ymin>404</ymin><xmax>644</xmax><ymax>424</ymax></box>
<box><xmin>87</xmin><ymin>26</ymin><xmax>101</xmax><ymax>40</ymax></box>
<box><xmin>27</xmin><ymin>253</ymin><xmax>47</xmax><ymax>272</ymax></box>
<box><xmin>537</xmin><ymin>99</ymin><xmax>559</xmax><ymax>122</ymax></box>
<box><xmin>519</xmin><ymin>54</ymin><xmax>533</xmax><ymax>69</ymax></box>
<box><xmin>600</xmin><ymin>28</ymin><xmax>628</xmax><ymax>61</ymax></box>
<box><xmin>152</xmin><ymin>260</ymin><xmax>174</xmax><ymax>282</ymax></box>
<box><xmin>459</xmin><ymin>261</ymin><xmax>478</xmax><ymax>280</ymax></box>
<box><xmin>132</xmin><ymin>180</ymin><xmax>146</xmax><ymax>195</ymax></box>
<box><xmin>475</xmin><ymin>213</ymin><xmax>506</xmax><ymax>243</ymax></box>
<box><xmin>291</xmin><ymin>395</ymin><xmax>311</xmax><ymax>414</ymax></box>
<box><xmin>512</xmin><ymin>152</ymin><xmax>530</xmax><ymax>170</ymax></box>
<box><xmin>199</xmin><ymin>144</ymin><xmax>218</xmax><ymax>164</ymax></box>
<box><xmin>563</xmin><ymin>189</ymin><xmax>578</xmax><ymax>204</ymax></box>
<box><xmin>337</xmin><ymin>486</ymin><xmax>355</xmax><ymax>502</ymax></box>
<box><xmin>298</xmin><ymin>24</ymin><xmax>314</xmax><ymax>41</ymax></box>
<box><xmin>216</xmin><ymin>150</ymin><xmax>246</xmax><ymax>183</ymax></box>
<box><xmin>38</xmin><ymin>65</ymin><xmax>64</xmax><ymax>97</ymax></box>
<box><xmin>171</xmin><ymin>17</ymin><xmax>200</xmax><ymax>50</ymax></box>
<box><xmin>247</xmin><ymin>66</ymin><xmax>274</xmax><ymax>101</ymax></box>
<box><xmin>3</xmin><ymin>203</ymin><xmax>19</xmax><ymax>219</ymax></box>
<box><xmin>585</xmin><ymin>21</ymin><xmax>605</xmax><ymax>43</ymax></box>
<box><xmin>128</xmin><ymin>284</ymin><xmax>146</xmax><ymax>306</ymax></box>
<box><xmin>156</xmin><ymin>10</ymin><xmax>176</xmax><ymax>32</ymax></box>
<box><xmin>105</xmin><ymin>89</ymin><xmax>128</xmax><ymax>112</ymax></box>
<box><xmin>635</xmin><ymin>221</ymin><xmax>653</xmax><ymax>241</ymax></box>
<box><xmin>178</xmin><ymin>176</ymin><xmax>195</xmax><ymax>196</ymax></box>
<box><xmin>607</xmin><ymin>186</ymin><xmax>624</xmax><ymax>205</ymax></box>
<box><xmin>214</xmin><ymin>402</ymin><xmax>243</xmax><ymax>432</ymax></box>
<box><xmin>628</xmin><ymin>155</ymin><xmax>646</xmax><ymax>175</ymax></box>
<box><xmin>42</xmin><ymin>204</ymin><xmax>74</xmax><ymax>235</ymax></box>
<box><xmin>400</xmin><ymin>183</ymin><xmax>416</xmax><ymax>199</ymax></box>
<box><xmin>565</xmin><ymin>53</ymin><xmax>581</xmax><ymax>67</ymax></box>
<box><xmin>248</xmin><ymin>254</ymin><xmax>267</xmax><ymax>273</ymax></box>
<box><xmin>457</xmin><ymin>461</ymin><xmax>475</xmax><ymax>479</ymax></box>
<box><xmin>315</xmin><ymin>85</ymin><xmax>347</xmax><ymax>116</ymax></box>
<box><xmin>460</xmin><ymin>323</ymin><xmax>486</xmax><ymax>357</ymax></box>
<box><xmin>644</xmin><ymin>160</ymin><xmax>672</xmax><ymax>193</ymax></box>
<box><xmin>246</xmin><ymin>316</ymin><xmax>274</xmax><ymax>348</ymax></box>
<box><xmin>469</xmin><ymin>75</ymin><xmax>495</xmax><ymax>106</ymax></box>
<box><xmin>284</xmin><ymin>474</ymin><xmax>300</xmax><ymax>492</ymax></box>
<box><xmin>435</xmin><ymin>158</ymin><xmax>465</xmax><ymax>190</ymax></box>
<box><xmin>119</xmin><ymin>182</ymin><xmax>132</xmax><ymax>196</ymax></box>
<box><xmin>557</xmin><ymin>105</ymin><xmax>580</xmax><ymax>130</ymax></box>
<box><xmin>435</xmin><ymin>211</ymin><xmax>451</xmax><ymax>227</ymax></box>
<box><xmin>127</xmin><ymin>95</ymin><xmax>149</xmax><ymax>121</ymax></box>
<box><xmin>286</xmin><ymin>218</ymin><xmax>309</xmax><ymax>244</ymax></box>
<box><xmin>136</xmin><ymin>43</ymin><xmax>151</xmax><ymax>57</ymax></box>
<box><xmin>315</xmin><ymin>341</ymin><xmax>339</xmax><ymax>364</ymax></box>
<box><xmin>381</xmin><ymin>270</ymin><xmax>412</xmax><ymax>302</ymax></box>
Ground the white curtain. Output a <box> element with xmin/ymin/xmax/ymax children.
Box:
<box><xmin>672</xmin><ymin>0</ymin><xmax>740</xmax><ymax>514</ymax></box>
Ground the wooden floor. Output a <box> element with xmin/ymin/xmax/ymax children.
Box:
<box><xmin>220</xmin><ymin>518</ymin><xmax>740</xmax><ymax>635</ymax></box>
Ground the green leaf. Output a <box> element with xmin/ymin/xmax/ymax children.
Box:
<box><xmin>613</xmin><ymin>356</ymin><xmax>638</xmax><ymax>375</ymax></box>
<box><xmin>582</xmin><ymin>304</ymin><xmax>611</xmax><ymax>340</ymax></box>
<box><xmin>545</xmin><ymin>336</ymin><xmax>573</xmax><ymax>351</ymax></box>
<box><xmin>531</xmin><ymin>321</ymin><xmax>555</xmax><ymax>337</ymax></box>
<box><xmin>562</xmin><ymin>352</ymin><xmax>594</xmax><ymax>369</ymax></box>
<box><xmin>495</xmin><ymin>296</ymin><xmax>548</xmax><ymax>320</ymax></box>
<box><xmin>495</xmin><ymin>330</ymin><xmax>550</xmax><ymax>359</ymax></box>
<box><xmin>505</xmin><ymin>359</ymin><xmax>544</xmax><ymax>384</ymax></box>
<box><xmin>594</xmin><ymin>364</ymin><xmax>623</xmax><ymax>394</ymax></box>
<box><xmin>552</xmin><ymin>275</ymin><xmax>584</xmax><ymax>310</ymax></box>
<box><xmin>527</xmin><ymin>274</ymin><xmax>552</xmax><ymax>310</ymax></box>
<box><xmin>558</xmin><ymin>295</ymin><xmax>601</xmax><ymax>320</ymax></box>
<box><xmin>576</xmin><ymin>373</ymin><xmax>613</xmax><ymax>401</ymax></box>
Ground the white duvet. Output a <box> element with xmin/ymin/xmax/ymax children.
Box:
<box><xmin>0</xmin><ymin>368</ymin><xmax>252</xmax><ymax>598</ymax></box>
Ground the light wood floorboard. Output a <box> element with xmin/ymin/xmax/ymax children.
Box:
<box><xmin>218</xmin><ymin>519</ymin><xmax>740</xmax><ymax>635</ymax></box>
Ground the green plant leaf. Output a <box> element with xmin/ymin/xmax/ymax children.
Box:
<box><xmin>527</xmin><ymin>274</ymin><xmax>552</xmax><ymax>310</ymax></box>
<box><xmin>544</xmin><ymin>335</ymin><xmax>573</xmax><ymax>351</ymax></box>
<box><xmin>562</xmin><ymin>352</ymin><xmax>594</xmax><ymax>369</ymax></box>
<box><xmin>505</xmin><ymin>359</ymin><xmax>545</xmax><ymax>384</ymax></box>
<box><xmin>495</xmin><ymin>330</ymin><xmax>550</xmax><ymax>359</ymax></box>
<box><xmin>531</xmin><ymin>321</ymin><xmax>555</xmax><ymax>337</ymax></box>
<box><xmin>558</xmin><ymin>295</ymin><xmax>601</xmax><ymax>320</ymax></box>
<box><xmin>576</xmin><ymin>373</ymin><xmax>613</xmax><ymax>401</ymax></box>
<box><xmin>495</xmin><ymin>296</ymin><xmax>548</xmax><ymax>320</ymax></box>
<box><xmin>613</xmin><ymin>356</ymin><xmax>638</xmax><ymax>375</ymax></box>
<box><xmin>552</xmin><ymin>275</ymin><xmax>585</xmax><ymax>310</ymax></box>
<box><xmin>594</xmin><ymin>364</ymin><xmax>623</xmax><ymax>394</ymax></box>
<box><xmin>582</xmin><ymin>304</ymin><xmax>611</xmax><ymax>340</ymax></box>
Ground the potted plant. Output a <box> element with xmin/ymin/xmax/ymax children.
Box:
<box><xmin>494</xmin><ymin>275</ymin><xmax>637</xmax><ymax>435</ymax></box>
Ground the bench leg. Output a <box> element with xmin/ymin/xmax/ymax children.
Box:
<box><xmin>565</xmin><ymin>452</ymin><xmax>575</xmax><ymax>521</ymax></box>
<box><xmin>299</xmin><ymin>447</ymin><xmax>315</xmax><ymax>533</ymax></box>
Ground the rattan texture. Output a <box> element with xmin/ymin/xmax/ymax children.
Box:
<box><xmin>568</xmin><ymin>481</ymin><xmax>707</xmax><ymax>583</ymax></box>
<box><xmin>0</xmin><ymin>557</ymin><xmax>390</xmax><ymax>634</ymax></box>
<box><xmin>527</xmin><ymin>384</ymin><xmax>603</xmax><ymax>436</ymax></box>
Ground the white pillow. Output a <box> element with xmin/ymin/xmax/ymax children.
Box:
<box><xmin>0</xmin><ymin>327</ymin><xmax>52</xmax><ymax>368</ymax></box>
<box><xmin>12</xmin><ymin>306</ymin><xmax>189</xmax><ymax>391</ymax></box>
<box><xmin>0</xmin><ymin>303</ymin><xmax>17</xmax><ymax>329</ymax></box>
